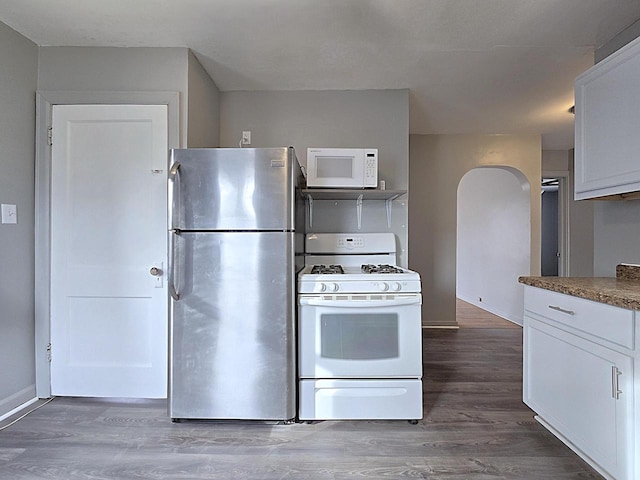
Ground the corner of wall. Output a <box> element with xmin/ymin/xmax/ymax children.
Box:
<box><xmin>567</xmin><ymin>150</ymin><xmax>594</xmax><ymax>276</ymax></box>
<box><xmin>187</xmin><ymin>51</ymin><xmax>221</xmax><ymax>148</ymax></box>
<box><xmin>0</xmin><ymin>19</ymin><xmax>38</xmax><ymax>419</ymax></box>
<box><xmin>0</xmin><ymin>386</ymin><xmax>37</xmax><ymax>421</ymax></box>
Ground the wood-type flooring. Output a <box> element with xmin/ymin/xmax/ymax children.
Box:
<box><xmin>0</xmin><ymin>302</ymin><xmax>603</xmax><ymax>479</ymax></box>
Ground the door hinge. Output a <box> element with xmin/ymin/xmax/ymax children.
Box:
<box><xmin>47</xmin><ymin>126</ymin><xmax>53</xmax><ymax>146</ymax></box>
<box><xmin>46</xmin><ymin>342</ymin><xmax>52</xmax><ymax>363</ymax></box>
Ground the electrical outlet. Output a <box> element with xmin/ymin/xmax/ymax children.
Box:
<box><xmin>242</xmin><ymin>131</ymin><xmax>251</xmax><ymax>145</ymax></box>
<box><xmin>1</xmin><ymin>204</ymin><xmax>17</xmax><ymax>224</ymax></box>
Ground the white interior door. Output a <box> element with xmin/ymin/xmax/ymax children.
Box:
<box><xmin>50</xmin><ymin>104</ymin><xmax>168</xmax><ymax>398</ymax></box>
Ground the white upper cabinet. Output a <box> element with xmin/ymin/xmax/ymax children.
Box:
<box><xmin>575</xmin><ymin>36</ymin><xmax>640</xmax><ymax>200</ymax></box>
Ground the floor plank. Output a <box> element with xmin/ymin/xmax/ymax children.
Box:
<box><xmin>0</xmin><ymin>315</ymin><xmax>603</xmax><ymax>479</ymax></box>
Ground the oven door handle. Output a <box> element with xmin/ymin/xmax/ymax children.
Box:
<box><xmin>300</xmin><ymin>296</ymin><xmax>421</xmax><ymax>308</ymax></box>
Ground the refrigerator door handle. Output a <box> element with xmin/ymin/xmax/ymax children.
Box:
<box><xmin>168</xmin><ymin>230</ymin><xmax>180</xmax><ymax>301</ymax></box>
<box><xmin>168</xmin><ymin>161</ymin><xmax>181</xmax><ymax>230</ymax></box>
<box><xmin>169</xmin><ymin>161</ymin><xmax>181</xmax><ymax>177</ymax></box>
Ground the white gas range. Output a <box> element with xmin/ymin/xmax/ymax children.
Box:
<box><xmin>297</xmin><ymin>233</ymin><xmax>423</xmax><ymax>422</ymax></box>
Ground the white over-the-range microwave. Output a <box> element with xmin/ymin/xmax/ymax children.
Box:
<box><xmin>306</xmin><ymin>148</ymin><xmax>378</xmax><ymax>188</ymax></box>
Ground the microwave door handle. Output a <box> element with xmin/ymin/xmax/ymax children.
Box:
<box><xmin>300</xmin><ymin>296</ymin><xmax>421</xmax><ymax>308</ymax></box>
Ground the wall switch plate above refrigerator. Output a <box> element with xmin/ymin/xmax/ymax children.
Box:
<box><xmin>1</xmin><ymin>204</ymin><xmax>17</xmax><ymax>224</ymax></box>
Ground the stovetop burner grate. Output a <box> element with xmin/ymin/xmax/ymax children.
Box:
<box><xmin>310</xmin><ymin>264</ymin><xmax>345</xmax><ymax>274</ymax></box>
<box><xmin>361</xmin><ymin>264</ymin><xmax>405</xmax><ymax>274</ymax></box>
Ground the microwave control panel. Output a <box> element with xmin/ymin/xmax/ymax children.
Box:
<box><xmin>364</xmin><ymin>150</ymin><xmax>378</xmax><ymax>186</ymax></box>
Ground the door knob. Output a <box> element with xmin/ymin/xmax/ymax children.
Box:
<box><xmin>150</xmin><ymin>267</ymin><xmax>163</xmax><ymax>276</ymax></box>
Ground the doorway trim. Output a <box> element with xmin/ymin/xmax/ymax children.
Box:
<box><xmin>34</xmin><ymin>91</ymin><xmax>180</xmax><ymax>398</ymax></box>
<box><xmin>542</xmin><ymin>170</ymin><xmax>570</xmax><ymax>277</ymax></box>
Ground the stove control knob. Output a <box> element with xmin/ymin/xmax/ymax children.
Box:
<box><xmin>378</xmin><ymin>282</ymin><xmax>389</xmax><ymax>291</ymax></box>
<box><xmin>327</xmin><ymin>282</ymin><xmax>339</xmax><ymax>292</ymax></box>
<box><xmin>315</xmin><ymin>283</ymin><xmax>327</xmax><ymax>293</ymax></box>
<box><xmin>390</xmin><ymin>282</ymin><xmax>402</xmax><ymax>291</ymax></box>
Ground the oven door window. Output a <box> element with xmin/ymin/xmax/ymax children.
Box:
<box><xmin>320</xmin><ymin>313</ymin><xmax>399</xmax><ymax>360</ymax></box>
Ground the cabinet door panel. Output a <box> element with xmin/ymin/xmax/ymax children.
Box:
<box><xmin>575</xmin><ymin>35</ymin><xmax>640</xmax><ymax>199</ymax></box>
<box><xmin>524</xmin><ymin>318</ymin><xmax>632</xmax><ymax>479</ymax></box>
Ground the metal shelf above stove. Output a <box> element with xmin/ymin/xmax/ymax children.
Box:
<box><xmin>302</xmin><ymin>189</ymin><xmax>407</xmax><ymax>229</ymax></box>
<box><xmin>302</xmin><ymin>188</ymin><xmax>406</xmax><ymax>201</ymax></box>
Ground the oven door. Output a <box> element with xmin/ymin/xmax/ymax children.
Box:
<box><xmin>298</xmin><ymin>293</ymin><xmax>422</xmax><ymax>378</ymax></box>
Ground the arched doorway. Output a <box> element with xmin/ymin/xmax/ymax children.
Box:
<box><xmin>456</xmin><ymin>167</ymin><xmax>530</xmax><ymax>326</ymax></box>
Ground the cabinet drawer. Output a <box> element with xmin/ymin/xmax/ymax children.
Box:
<box><xmin>524</xmin><ymin>286</ymin><xmax>635</xmax><ymax>349</ymax></box>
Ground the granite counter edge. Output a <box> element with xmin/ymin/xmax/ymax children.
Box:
<box><xmin>518</xmin><ymin>276</ymin><xmax>640</xmax><ymax>311</ymax></box>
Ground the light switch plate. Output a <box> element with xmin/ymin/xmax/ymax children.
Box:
<box><xmin>1</xmin><ymin>204</ymin><xmax>17</xmax><ymax>224</ymax></box>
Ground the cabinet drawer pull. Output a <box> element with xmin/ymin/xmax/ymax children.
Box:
<box><xmin>612</xmin><ymin>366</ymin><xmax>623</xmax><ymax>400</ymax></box>
<box><xmin>548</xmin><ymin>305</ymin><xmax>575</xmax><ymax>315</ymax></box>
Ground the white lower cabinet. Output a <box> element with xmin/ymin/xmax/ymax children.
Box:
<box><xmin>523</xmin><ymin>286</ymin><xmax>636</xmax><ymax>480</ymax></box>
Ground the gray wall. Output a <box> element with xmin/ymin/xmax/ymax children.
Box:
<box><xmin>38</xmin><ymin>46</ymin><xmax>221</xmax><ymax>149</ymax></box>
<box><xmin>567</xmin><ymin>150</ymin><xmax>595</xmax><ymax>276</ymax></box>
<box><xmin>220</xmin><ymin>89</ymin><xmax>410</xmax><ymax>265</ymax></box>
<box><xmin>593</xmin><ymin>201</ymin><xmax>640</xmax><ymax>275</ymax></box>
<box><xmin>542</xmin><ymin>149</ymin><xmax>570</xmax><ymax>172</ymax></box>
<box><xmin>187</xmin><ymin>52</ymin><xmax>220</xmax><ymax>148</ymax></box>
<box><xmin>0</xmin><ymin>22</ymin><xmax>38</xmax><ymax>417</ymax></box>
<box><xmin>38</xmin><ymin>47</ymin><xmax>191</xmax><ymax>146</ymax></box>
<box><xmin>409</xmin><ymin>134</ymin><xmax>541</xmax><ymax>327</ymax></box>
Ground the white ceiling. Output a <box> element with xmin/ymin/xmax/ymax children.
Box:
<box><xmin>2</xmin><ymin>0</ymin><xmax>640</xmax><ymax>150</ymax></box>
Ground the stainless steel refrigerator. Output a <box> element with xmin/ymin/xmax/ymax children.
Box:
<box><xmin>167</xmin><ymin>147</ymin><xmax>304</xmax><ymax>421</ymax></box>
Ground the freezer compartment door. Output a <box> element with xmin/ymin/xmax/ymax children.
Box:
<box><xmin>169</xmin><ymin>231</ymin><xmax>296</xmax><ymax>420</ymax></box>
<box><xmin>169</xmin><ymin>147</ymin><xmax>302</xmax><ymax>231</ymax></box>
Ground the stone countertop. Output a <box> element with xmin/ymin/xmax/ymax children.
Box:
<box><xmin>518</xmin><ymin>275</ymin><xmax>640</xmax><ymax>311</ymax></box>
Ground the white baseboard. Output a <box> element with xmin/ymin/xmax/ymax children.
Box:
<box><xmin>0</xmin><ymin>385</ymin><xmax>38</xmax><ymax>422</ymax></box>
<box><xmin>457</xmin><ymin>294</ymin><xmax>523</xmax><ymax>326</ymax></box>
